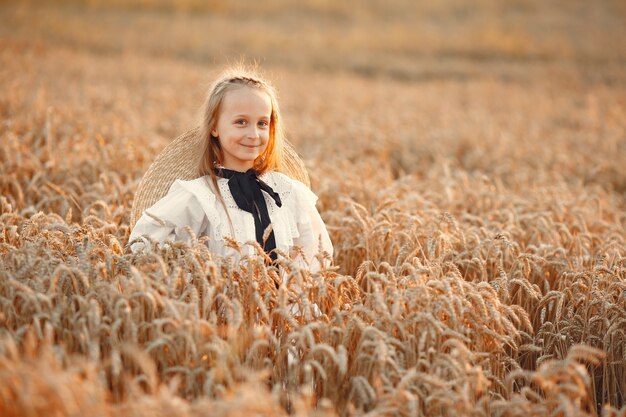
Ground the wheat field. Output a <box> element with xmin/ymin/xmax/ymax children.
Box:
<box><xmin>1</xmin><ymin>1</ymin><xmax>626</xmax><ymax>416</ymax></box>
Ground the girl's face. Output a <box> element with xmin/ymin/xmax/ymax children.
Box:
<box><xmin>212</xmin><ymin>86</ymin><xmax>272</xmax><ymax>172</ymax></box>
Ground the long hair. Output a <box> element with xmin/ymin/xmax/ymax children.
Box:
<box><xmin>199</xmin><ymin>67</ymin><xmax>284</xmax><ymax>174</ymax></box>
<box><xmin>197</xmin><ymin>66</ymin><xmax>286</xmax><ymax>235</ymax></box>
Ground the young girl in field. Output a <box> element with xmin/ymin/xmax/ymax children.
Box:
<box><xmin>129</xmin><ymin>68</ymin><xmax>333</xmax><ymax>275</ymax></box>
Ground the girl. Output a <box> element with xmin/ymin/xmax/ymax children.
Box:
<box><xmin>129</xmin><ymin>68</ymin><xmax>333</xmax><ymax>274</ymax></box>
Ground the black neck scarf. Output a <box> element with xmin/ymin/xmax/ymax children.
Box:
<box><xmin>214</xmin><ymin>167</ymin><xmax>282</xmax><ymax>263</ymax></box>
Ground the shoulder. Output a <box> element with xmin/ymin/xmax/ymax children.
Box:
<box><xmin>263</xmin><ymin>171</ymin><xmax>313</xmax><ymax>194</ymax></box>
<box><xmin>262</xmin><ymin>171</ymin><xmax>293</xmax><ymax>187</ymax></box>
<box><xmin>170</xmin><ymin>176</ymin><xmax>211</xmax><ymax>192</ymax></box>
<box><xmin>263</xmin><ymin>171</ymin><xmax>318</xmax><ymax>206</ymax></box>
<box><xmin>131</xmin><ymin>178</ymin><xmax>213</xmax><ymax>245</ymax></box>
<box><xmin>145</xmin><ymin>176</ymin><xmax>216</xmax><ymax>220</ymax></box>
<box><xmin>168</xmin><ymin>176</ymin><xmax>216</xmax><ymax>200</ymax></box>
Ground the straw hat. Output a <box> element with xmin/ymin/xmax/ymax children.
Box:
<box><xmin>130</xmin><ymin>127</ymin><xmax>310</xmax><ymax>228</ymax></box>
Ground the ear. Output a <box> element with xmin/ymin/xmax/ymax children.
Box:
<box><xmin>211</xmin><ymin>130</ymin><xmax>218</xmax><ymax>138</ymax></box>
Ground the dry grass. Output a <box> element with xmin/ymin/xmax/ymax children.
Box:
<box><xmin>1</xmin><ymin>1</ymin><xmax>626</xmax><ymax>416</ymax></box>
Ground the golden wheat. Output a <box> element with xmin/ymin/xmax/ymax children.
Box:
<box><xmin>1</xmin><ymin>1</ymin><xmax>626</xmax><ymax>416</ymax></box>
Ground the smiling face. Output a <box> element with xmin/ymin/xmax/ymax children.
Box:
<box><xmin>211</xmin><ymin>86</ymin><xmax>272</xmax><ymax>172</ymax></box>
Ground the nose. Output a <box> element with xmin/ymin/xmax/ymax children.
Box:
<box><xmin>247</xmin><ymin>126</ymin><xmax>260</xmax><ymax>139</ymax></box>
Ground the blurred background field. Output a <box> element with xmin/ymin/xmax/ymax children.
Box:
<box><xmin>1</xmin><ymin>0</ymin><xmax>626</xmax><ymax>416</ymax></box>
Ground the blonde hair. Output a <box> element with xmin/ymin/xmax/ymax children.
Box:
<box><xmin>198</xmin><ymin>67</ymin><xmax>286</xmax><ymax>235</ymax></box>
<box><xmin>198</xmin><ymin>67</ymin><xmax>284</xmax><ymax>178</ymax></box>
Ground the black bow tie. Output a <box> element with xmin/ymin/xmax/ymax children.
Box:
<box><xmin>215</xmin><ymin>167</ymin><xmax>282</xmax><ymax>262</ymax></box>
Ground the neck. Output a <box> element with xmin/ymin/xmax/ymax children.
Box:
<box><xmin>216</xmin><ymin>163</ymin><xmax>256</xmax><ymax>174</ymax></box>
<box><xmin>219</xmin><ymin>161</ymin><xmax>254</xmax><ymax>173</ymax></box>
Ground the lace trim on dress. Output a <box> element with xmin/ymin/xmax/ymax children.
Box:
<box><xmin>131</xmin><ymin>173</ymin><xmax>326</xmax><ymax>262</ymax></box>
<box><xmin>196</xmin><ymin>172</ymin><xmax>320</xmax><ymax>251</ymax></box>
<box><xmin>264</xmin><ymin>172</ymin><xmax>319</xmax><ymax>244</ymax></box>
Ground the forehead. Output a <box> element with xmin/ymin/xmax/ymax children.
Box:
<box><xmin>220</xmin><ymin>86</ymin><xmax>272</xmax><ymax>116</ymax></box>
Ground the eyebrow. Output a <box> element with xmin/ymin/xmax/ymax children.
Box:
<box><xmin>233</xmin><ymin>114</ymin><xmax>270</xmax><ymax>119</ymax></box>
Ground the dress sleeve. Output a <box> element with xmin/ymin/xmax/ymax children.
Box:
<box><xmin>290</xmin><ymin>180</ymin><xmax>334</xmax><ymax>271</ymax></box>
<box><xmin>128</xmin><ymin>180</ymin><xmax>207</xmax><ymax>253</ymax></box>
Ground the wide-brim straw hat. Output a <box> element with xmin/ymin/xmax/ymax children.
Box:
<box><xmin>130</xmin><ymin>127</ymin><xmax>310</xmax><ymax>228</ymax></box>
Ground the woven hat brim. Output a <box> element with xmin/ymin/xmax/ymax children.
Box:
<box><xmin>130</xmin><ymin>127</ymin><xmax>310</xmax><ymax>228</ymax></box>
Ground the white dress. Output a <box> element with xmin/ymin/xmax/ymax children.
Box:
<box><xmin>129</xmin><ymin>171</ymin><xmax>333</xmax><ymax>271</ymax></box>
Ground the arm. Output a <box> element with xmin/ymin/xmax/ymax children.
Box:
<box><xmin>128</xmin><ymin>180</ymin><xmax>207</xmax><ymax>253</ymax></box>
<box><xmin>291</xmin><ymin>181</ymin><xmax>334</xmax><ymax>271</ymax></box>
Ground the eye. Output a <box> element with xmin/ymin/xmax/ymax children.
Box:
<box><xmin>235</xmin><ymin>119</ymin><xmax>247</xmax><ymax>126</ymax></box>
<box><xmin>258</xmin><ymin>120</ymin><xmax>269</xmax><ymax>128</ymax></box>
